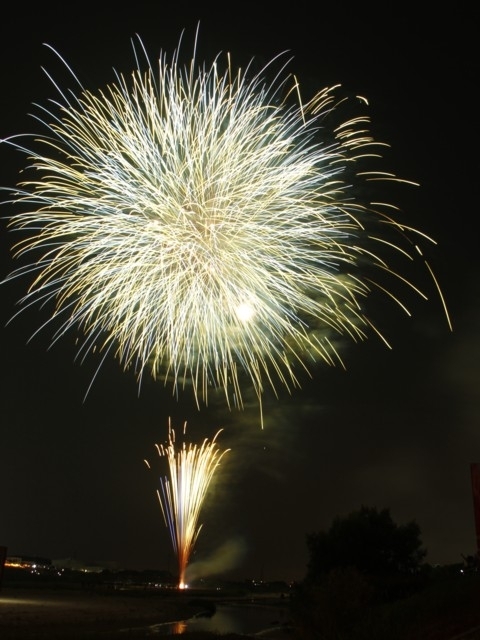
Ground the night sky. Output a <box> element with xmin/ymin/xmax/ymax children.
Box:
<box><xmin>1</xmin><ymin>4</ymin><xmax>478</xmax><ymax>584</ymax></box>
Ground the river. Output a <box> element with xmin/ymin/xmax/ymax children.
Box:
<box><xmin>129</xmin><ymin>601</ymin><xmax>293</xmax><ymax>637</ymax></box>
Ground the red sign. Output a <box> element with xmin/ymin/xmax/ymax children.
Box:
<box><xmin>470</xmin><ymin>463</ymin><xmax>480</xmax><ymax>557</ymax></box>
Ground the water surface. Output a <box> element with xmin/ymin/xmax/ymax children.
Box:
<box><xmin>148</xmin><ymin>602</ymin><xmax>291</xmax><ymax>636</ymax></box>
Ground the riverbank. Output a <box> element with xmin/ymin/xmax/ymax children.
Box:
<box><xmin>0</xmin><ymin>586</ymin><xmax>294</xmax><ymax>639</ymax></box>
<box><xmin>0</xmin><ymin>586</ymin><xmax>215</xmax><ymax>639</ymax></box>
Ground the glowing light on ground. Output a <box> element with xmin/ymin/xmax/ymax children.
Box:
<box><xmin>1</xmin><ymin>28</ymin><xmax>451</xmax><ymax>410</ymax></box>
<box><xmin>144</xmin><ymin>419</ymin><xmax>230</xmax><ymax>589</ymax></box>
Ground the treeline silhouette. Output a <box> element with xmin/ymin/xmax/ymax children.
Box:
<box><xmin>289</xmin><ymin>505</ymin><xmax>480</xmax><ymax>640</ymax></box>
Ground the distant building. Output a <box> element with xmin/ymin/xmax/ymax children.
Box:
<box><xmin>5</xmin><ymin>555</ymin><xmax>52</xmax><ymax>571</ymax></box>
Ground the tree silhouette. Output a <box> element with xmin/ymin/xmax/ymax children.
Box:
<box><xmin>301</xmin><ymin>504</ymin><xmax>429</xmax><ymax>611</ymax></box>
<box><xmin>290</xmin><ymin>506</ymin><xmax>428</xmax><ymax>639</ymax></box>
<box><xmin>305</xmin><ymin>505</ymin><xmax>426</xmax><ymax>583</ymax></box>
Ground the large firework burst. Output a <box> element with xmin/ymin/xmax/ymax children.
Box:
<box><xmin>0</xmin><ymin>30</ymin><xmax>450</xmax><ymax>408</ymax></box>
<box><xmin>144</xmin><ymin>419</ymin><xmax>229</xmax><ymax>588</ymax></box>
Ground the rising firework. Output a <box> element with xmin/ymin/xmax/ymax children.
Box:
<box><xmin>0</xmin><ymin>29</ymin><xmax>451</xmax><ymax>411</ymax></box>
<box><xmin>144</xmin><ymin>419</ymin><xmax>229</xmax><ymax>588</ymax></box>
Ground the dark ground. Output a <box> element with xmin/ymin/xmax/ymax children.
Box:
<box><xmin>0</xmin><ymin>585</ymin><xmax>292</xmax><ymax>640</ymax></box>
<box><xmin>2</xmin><ymin>574</ymin><xmax>480</xmax><ymax>639</ymax></box>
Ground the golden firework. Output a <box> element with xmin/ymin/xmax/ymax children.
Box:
<box><xmin>1</xmin><ymin>30</ymin><xmax>451</xmax><ymax>411</ymax></box>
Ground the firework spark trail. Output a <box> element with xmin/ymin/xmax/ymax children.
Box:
<box><xmin>144</xmin><ymin>419</ymin><xmax>229</xmax><ymax>588</ymax></box>
<box><xmin>0</xmin><ymin>30</ymin><xmax>452</xmax><ymax>411</ymax></box>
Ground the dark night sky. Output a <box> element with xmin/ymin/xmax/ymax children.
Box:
<box><xmin>1</xmin><ymin>4</ymin><xmax>479</xmax><ymax>583</ymax></box>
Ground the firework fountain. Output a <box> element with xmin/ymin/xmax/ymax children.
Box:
<box><xmin>0</xmin><ymin>29</ymin><xmax>451</xmax><ymax>415</ymax></box>
<box><xmin>145</xmin><ymin>420</ymin><xmax>230</xmax><ymax>588</ymax></box>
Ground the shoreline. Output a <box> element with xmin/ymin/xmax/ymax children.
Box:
<box><xmin>0</xmin><ymin>586</ymin><xmax>209</xmax><ymax>639</ymax></box>
<box><xmin>0</xmin><ymin>585</ymin><xmax>293</xmax><ymax>639</ymax></box>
